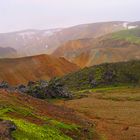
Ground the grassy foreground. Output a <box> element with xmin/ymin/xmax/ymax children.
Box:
<box><xmin>0</xmin><ymin>90</ymin><xmax>94</xmax><ymax>140</ymax></box>
<box><xmin>0</xmin><ymin>106</ymin><xmax>76</xmax><ymax>140</ymax></box>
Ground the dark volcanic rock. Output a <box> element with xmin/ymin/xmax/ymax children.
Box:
<box><xmin>0</xmin><ymin>79</ymin><xmax>72</xmax><ymax>99</ymax></box>
<box><xmin>46</xmin><ymin>78</ymin><xmax>72</xmax><ymax>99</ymax></box>
<box><xmin>27</xmin><ymin>78</ymin><xmax>72</xmax><ymax>99</ymax></box>
<box><xmin>17</xmin><ymin>84</ymin><xmax>29</xmax><ymax>93</ymax></box>
<box><xmin>0</xmin><ymin>120</ymin><xmax>16</xmax><ymax>140</ymax></box>
<box><xmin>0</xmin><ymin>81</ymin><xmax>9</xmax><ymax>89</ymax></box>
<box><xmin>90</xmin><ymin>79</ymin><xmax>98</xmax><ymax>87</ymax></box>
<box><xmin>27</xmin><ymin>81</ymin><xmax>36</xmax><ymax>87</ymax></box>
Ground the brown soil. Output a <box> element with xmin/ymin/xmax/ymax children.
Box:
<box><xmin>55</xmin><ymin>90</ymin><xmax>140</xmax><ymax>140</ymax></box>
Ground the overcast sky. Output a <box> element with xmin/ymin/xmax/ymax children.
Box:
<box><xmin>0</xmin><ymin>0</ymin><xmax>140</xmax><ymax>33</ymax></box>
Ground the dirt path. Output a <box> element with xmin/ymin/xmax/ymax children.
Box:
<box><xmin>55</xmin><ymin>93</ymin><xmax>140</xmax><ymax>140</ymax></box>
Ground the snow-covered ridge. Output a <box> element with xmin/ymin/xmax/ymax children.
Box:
<box><xmin>114</xmin><ymin>22</ymin><xmax>138</xmax><ymax>30</ymax></box>
<box><xmin>17</xmin><ymin>31</ymin><xmax>36</xmax><ymax>40</ymax></box>
<box><xmin>128</xmin><ymin>25</ymin><xmax>138</xmax><ymax>29</ymax></box>
<box><xmin>17</xmin><ymin>28</ymin><xmax>62</xmax><ymax>36</ymax></box>
<box><xmin>18</xmin><ymin>31</ymin><xmax>35</xmax><ymax>36</ymax></box>
<box><xmin>123</xmin><ymin>22</ymin><xmax>137</xmax><ymax>29</ymax></box>
<box><xmin>123</xmin><ymin>22</ymin><xmax>129</xmax><ymax>28</ymax></box>
<box><xmin>43</xmin><ymin>29</ymin><xmax>62</xmax><ymax>37</ymax></box>
<box><xmin>15</xmin><ymin>28</ymin><xmax>62</xmax><ymax>40</ymax></box>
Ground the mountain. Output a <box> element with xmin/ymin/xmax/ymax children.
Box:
<box><xmin>1</xmin><ymin>21</ymin><xmax>140</xmax><ymax>57</ymax></box>
<box><xmin>53</xmin><ymin>28</ymin><xmax>140</xmax><ymax>68</ymax></box>
<box><xmin>0</xmin><ymin>54</ymin><xmax>79</xmax><ymax>85</ymax></box>
<box><xmin>0</xmin><ymin>47</ymin><xmax>17</xmax><ymax>58</ymax></box>
<box><xmin>0</xmin><ymin>29</ymin><xmax>62</xmax><ymax>57</ymax></box>
<box><xmin>59</xmin><ymin>60</ymin><xmax>140</xmax><ymax>91</ymax></box>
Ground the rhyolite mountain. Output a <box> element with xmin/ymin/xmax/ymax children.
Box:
<box><xmin>53</xmin><ymin>28</ymin><xmax>140</xmax><ymax>68</ymax></box>
<box><xmin>0</xmin><ymin>54</ymin><xmax>79</xmax><ymax>85</ymax></box>
<box><xmin>0</xmin><ymin>21</ymin><xmax>140</xmax><ymax>57</ymax></box>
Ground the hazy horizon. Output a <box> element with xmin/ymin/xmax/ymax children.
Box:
<box><xmin>0</xmin><ymin>0</ymin><xmax>140</xmax><ymax>33</ymax></box>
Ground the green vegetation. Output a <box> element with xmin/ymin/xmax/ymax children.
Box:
<box><xmin>59</xmin><ymin>60</ymin><xmax>140</xmax><ymax>91</ymax></box>
<box><xmin>10</xmin><ymin>119</ymin><xmax>72</xmax><ymax>140</ymax></box>
<box><xmin>111</xmin><ymin>28</ymin><xmax>140</xmax><ymax>44</ymax></box>
<box><xmin>0</xmin><ymin>102</ymin><xmax>79</xmax><ymax>140</ymax></box>
<box><xmin>0</xmin><ymin>105</ymin><xmax>33</xmax><ymax>117</ymax></box>
<box><xmin>48</xmin><ymin>119</ymin><xmax>78</xmax><ymax>130</ymax></box>
<box><xmin>0</xmin><ymin>107</ymin><xmax>14</xmax><ymax>116</ymax></box>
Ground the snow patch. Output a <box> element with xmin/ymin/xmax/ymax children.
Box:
<box><xmin>122</xmin><ymin>22</ymin><xmax>137</xmax><ymax>29</ymax></box>
<box><xmin>128</xmin><ymin>25</ymin><xmax>137</xmax><ymax>29</ymax></box>
<box><xmin>45</xmin><ymin>45</ymin><xmax>49</xmax><ymax>49</ymax></box>
<box><xmin>43</xmin><ymin>29</ymin><xmax>62</xmax><ymax>37</ymax></box>
<box><xmin>18</xmin><ymin>31</ymin><xmax>35</xmax><ymax>36</ymax></box>
<box><xmin>15</xmin><ymin>37</ymin><xmax>18</xmax><ymax>41</ymax></box>
<box><xmin>114</xmin><ymin>24</ymin><xmax>119</xmax><ymax>27</ymax></box>
<box><xmin>18</xmin><ymin>32</ymin><xmax>35</xmax><ymax>40</ymax></box>
<box><xmin>123</xmin><ymin>22</ymin><xmax>129</xmax><ymax>28</ymax></box>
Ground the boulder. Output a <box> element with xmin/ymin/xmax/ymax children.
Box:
<box><xmin>46</xmin><ymin>78</ymin><xmax>72</xmax><ymax>99</ymax></box>
<box><xmin>0</xmin><ymin>81</ymin><xmax>9</xmax><ymax>89</ymax></box>
<box><xmin>90</xmin><ymin>79</ymin><xmax>98</xmax><ymax>87</ymax></box>
<box><xmin>38</xmin><ymin>80</ymin><xmax>48</xmax><ymax>88</ymax></box>
<box><xmin>27</xmin><ymin>81</ymin><xmax>36</xmax><ymax>87</ymax></box>
<box><xmin>17</xmin><ymin>84</ymin><xmax>29</xmax><ymax>93</ymax></box>
<box><xmin>0</xmin><ymin>120</ymin><xmax>16</xmax><ymax>140</ymax></box>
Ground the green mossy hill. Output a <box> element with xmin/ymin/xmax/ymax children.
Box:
<box><xmin>111</xmin><ymin>28</ymin><xmax>140</xmax><ymax>44</ymax></box>
<box><xmin>59</xmin><ymin>60</ymin><xmax>140</xmax><ymax>91</ymax></box>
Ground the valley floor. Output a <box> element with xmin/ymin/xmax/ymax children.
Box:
<box><xmin>55</xmin><ymin>87</ymin><xmax>140</xmax><ymax>140</ymax></box>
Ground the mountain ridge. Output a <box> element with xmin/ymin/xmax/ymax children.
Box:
<box><xmin>1</xmin><ymin>21</ymin><xmax>140</xmax><ymax>57</ymax></box>
<box><xmin>53</xmin><ymin>28</ymin><xmax>140</xmax><ymax>67</ymax></box>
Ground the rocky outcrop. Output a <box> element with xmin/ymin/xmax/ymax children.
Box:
<box><xmin>0</xmin><ymin>81</ymin><xmax>9</xmax><ymax>89</ymax></box>
<box><xmin>26</xmin><ymin>79</ymin><xmax>72</xmax><ymax>99</ymax></box>
<box><xmin>46</xmin><ymin>78</ymin><xmax>72</xmax><ymax>98</ymax></box>
<box><xmin>0</xmin><ymin>119</ymin><xmax>16</xmax><ymax>140</ymax></box>
<box><xmin>0</xmin><ymin>79</ymin><xmax>72</xmax><ymax>99</ymax></box>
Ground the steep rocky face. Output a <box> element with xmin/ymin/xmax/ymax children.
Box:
<box><xmin>53</xmin><ymin>29</ymin><xmax>140</xmax><ymax>68</ymax></box>
<box><xmin>0</xmin><ymin>54</ymin><xmax>79</xmax><ymax>85</ymax></box>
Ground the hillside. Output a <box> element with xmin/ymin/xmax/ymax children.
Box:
<box><xmin>53</xmin><ymin>28</ymin><xmax>140</xmax><ymax>67</ymax></box>
<box><xmin>59</xmin><ymin>60</ymin><xmax>140</xmax><ymax>91</ymax></box>
<box><xmin>0</xmin><ymin>89</ymin><xmax>94</xmax><ymax>140</ymax></box>
<box><xmin>0</xmin><ymin>54</ymin><xmax>79</xmax><ymax>85</ymax></box>
<box><xmin>0</xmin><ymin>21</ymin><xmax>139</xmax><ymax>56</ymax></box>
<box><xmin>0</xmin><ymin>47</ymin><xmax>17</xmax><ymax>58</ymax></box>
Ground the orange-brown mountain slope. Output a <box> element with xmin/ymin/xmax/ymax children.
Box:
<box><xmin>53</xmin><ymin>29</ymin><xmax>140</xmax><ymax>68</ymax></box>
<box><xmin>0</xmin><ymin>54</ymin><xmax>79</xmax><ymax>85</ymax></box>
